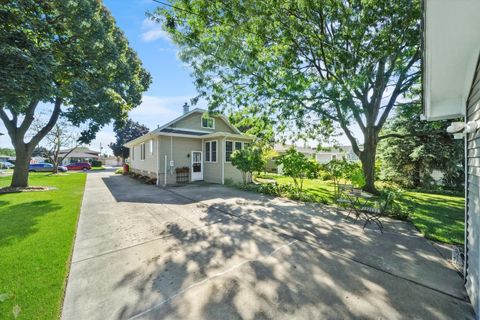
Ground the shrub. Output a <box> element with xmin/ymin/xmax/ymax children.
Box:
<box><xmin>91</xmin><ymin>160</ymin><xmax>103</xmax><ymax>167</ymax></box>
<box><xmin>382</xmin><ymin>188</ymin><xmax>412</xmax><ymax>221</ymax></box>
<box><xmin>115</xmin><ymin>168</ymin><xmax>123</xmax><ymax>174</ymax></box>
<box><xmin>231</xmin><ymin>147</ymin><xmax>265</xmax><ymax>185</ymax></box>
<box><xmin>276</xmin><ymin>148</ymin><xmax>320</xmax><ymax>195</ymax></box>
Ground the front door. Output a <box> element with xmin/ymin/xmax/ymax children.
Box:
<box><xmin>191</xmin><ymin>151</ymin><xmax>203</xmax><ymax>181</ymax></box>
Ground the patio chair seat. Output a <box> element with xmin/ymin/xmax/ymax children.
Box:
<box><xmin>360</xmin><ymin>206</ymin><xmax>381</xmax><ymax>215</ymax></box>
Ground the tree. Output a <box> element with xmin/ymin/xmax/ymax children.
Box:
<box><xmin>231</xmin><ymin>147</ymin><xmax>265</xmax><ymax>184</ymax></box>
<box><xmin>109</xmin><ymin>119</ymin><xmax>149</xmax><ymax>162</ymax></box>
<box><xmin>0</xmin><ymin>148</ymin><xmax>15</xmax><ymax>157</ymax></box>
<box><xmin>34</xmin><ymin>118</ymin><xmax>80</xmax><ymax>173</ymax></box>
<box><xmin>0</xmin><ymin>1</ymin><xmax>151</xmax><ymax>187</ymax></box>
<box><xmin>154</xmin><ymin>0</ymin><xmax>421</xmax><ymax>193</ymax></box>
<box><xmin>378</xmin><ymin>105</ymin><xmax>464</xmax><ymax>189</ymax></box>
<box><xmin>276</xmin><ymin>148</ymin><xmax>319</xmax><ymax>194</ymax></box>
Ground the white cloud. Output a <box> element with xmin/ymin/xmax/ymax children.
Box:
<box><xmin>141</xmin><ymin>18</ymin><xmax>170</xmax><ymax>42</ymax></box>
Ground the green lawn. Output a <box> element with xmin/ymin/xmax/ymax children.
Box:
<box><xmin>256</xmin><ymin>174</ymin><xmax>465</xmax><ymax>245</ymax></box>
<box><xmin>0</xmin><ymin>172</ymin><xmax>86</xmax><ymax>319</ymax></box>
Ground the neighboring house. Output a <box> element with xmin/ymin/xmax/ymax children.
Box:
<box><xmin>59</xmin><ymin>147</ymin><xmax>100</xmax><ymax>165</ymax></box>
<box><xmin>103</xmin><ymin>156</ymin><xmax>122</xmax><ymax>167</ymax></box>
<box><xmin>124</xmin><ymin>105</ymin><xmax>254</xmax><ymax>185</ymax></box>
<box><xmin>0</xmin><ymin>155</ymin><xmax>10</xmax><ymax>162</ymax></box>
<box><xmin>266</xmin><ymin>144</ymin><xmax>359</xmax><ymax>173</ymax></box>
<box><xmin>315</xmin><ymin>146</ymin><xmax>359</xmax><ymax>163</ymax></box>
<box><xmin>423</xmin><ymin>0</ymin><xmax>480</xmax><ymax>316</ymax></box>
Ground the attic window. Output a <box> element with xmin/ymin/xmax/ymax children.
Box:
<box><xmin>201</xmin><ymin>116</ymin><xmax>215</xmax><ymax>129</ymax></box>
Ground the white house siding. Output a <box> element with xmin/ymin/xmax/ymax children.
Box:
<box><xmin>129</xmin><ymin>138</ymin><xmax>158</xmax><ymax>178</ymax></box>
<box><xmin>466</xmin><ymin>54</ymin><xmax>480</xmax><ymax>315</ymax></box>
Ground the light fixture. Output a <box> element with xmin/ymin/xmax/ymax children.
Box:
<box><xmin>447</xmin><ymin>120</ymin><xmax>480</xmax><ymax>134</ymax></box>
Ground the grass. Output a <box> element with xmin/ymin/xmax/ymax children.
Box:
<box><xmin>256</xmin><ymin>173</ymin><xmax>465</xmax><ymax>245</ymax></box>
<box><xmin>0</xmin><ymin>172</ymin><xmax>87</xmax><ymax>319</ymax></box>
<box><xmin>90</xmin><ymin>166</ymin><xmax>105</xmax><ymax>171</ymax></box>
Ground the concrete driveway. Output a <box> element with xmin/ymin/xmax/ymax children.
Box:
<box><xmin>62</xmin><ymin>171</ymin><xmax>474</xmax><ymax>319</ymax></box>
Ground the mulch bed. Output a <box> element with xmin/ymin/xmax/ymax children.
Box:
<box><xmin>0</xmin><ymin>186</ymin><xmax>56</xmax><ymax>194</ymax></box>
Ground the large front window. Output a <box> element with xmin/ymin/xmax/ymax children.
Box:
<box><xmin>205</xmin><ymin>141</ymin><xmax>217</xmax><ymax>162</ymax></box>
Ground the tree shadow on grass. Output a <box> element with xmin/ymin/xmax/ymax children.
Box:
<box><xmin>0</xmin><ymin>200</ymin><xmax>62</xmax><ymax>246</ymax></box>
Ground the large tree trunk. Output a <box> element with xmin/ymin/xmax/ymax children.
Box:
<box><xmin>359</xmin><ymin>136</ymin><xmax>378</xmax><ymax>194</ymax></box>
<box><xmin>11</xmin><ymin>144</ymin><xmax>32</xmax><ymax>188</ymax></box>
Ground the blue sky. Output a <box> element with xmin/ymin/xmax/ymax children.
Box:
<box><xmin>0</xmin><ymin>0</ymin><xmax>203</xmax><ymax>154</ymax></box>
<box><xmin>0</xmin><ymin>0</ymin><xmax>354</xmax><ymax>154</ymax></box>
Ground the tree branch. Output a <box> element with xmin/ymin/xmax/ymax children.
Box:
<box><xmin>28</xmin><ymin>97</ymin><xmax>63</xmax><ymax>150</ymax></box>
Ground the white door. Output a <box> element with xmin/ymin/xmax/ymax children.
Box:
<box><xmin>191</xmin><ymin>151</ymin><xmax>203</xmax><ymax>181</ymax></box>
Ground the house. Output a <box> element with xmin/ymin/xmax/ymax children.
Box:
<box><xmin>266</xmin><ymin>144</ymin><xmax>359</xmax><ymax>173</ymax></box>
<box><xmin>315</xmin><ymin>146</ymin><xmax>359</xmax><ymax>163</ymax></box>
<box><xmin>124</xmin><ymin>105</ymin><xmax>254</xmax><ymax>185</ymax></box>
<box><xmin>59</xmin><ymin>147</ymin><xmax>100</xmax><ymax>165</ymax></box>
<box><xmin>423</xmin><ymin>0</ymin><xmax>480</xmax><ymax>317</ymax></box>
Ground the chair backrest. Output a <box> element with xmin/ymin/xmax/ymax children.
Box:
<box><xmin>337</xmin><ymin>184</ymin><xmax>353</xmax><ymax>192</ymax></box>
<box><xmin>380</xmin><ymin>192</ymin><xmax>394</xmax><ymax>214</ymax></box>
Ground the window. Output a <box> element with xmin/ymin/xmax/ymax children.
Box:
<box><xmin>205</xmin><ymin>141</ymin><xmax>217</xmax><ymax>162</ymax></box>
<box><xmin>149</xmin><ymin>140</ymin><xmax>153</xmax><ymax>154</ymax></box>
<box><xmin>235</xmin><ymin>141</ymin><xmax>243</xmax><ymax>151</ymax></box>
<box><xmin>331</xmin><ymin>154</ymin><xmax>337</xmax><ymax>160</ymax></box>
<box><xmin>131</xmin><ymin>147</ymin><xmax>135</xmax><ymax>161</ymax></box>
<box><xmin>225</xmin><ymin>141</ymin><xmax>233</xmax><ymax>162</ymax></box>
<box><xmin>201</xmin><ymin>116</ymin><xmax>215</xmax><ymax>129</ymax></box>
<box><xmin>140</xmin><ymin>143</ymin><xmax>146</xmax><ymax>160</ymax></box>
<box><xmin>211</xmin><ymin>141</ymin><xmax>217</xmax><ymax>162</ymax></box>
<box><xmin>205</xmin><ymin>141</ymin><xmax>210</xmax><ymax>162</ymax></box>
<box><xmin>226</xmin><ymin>141</ymin><xmax>244</xmax><ymax>162</ymax></box>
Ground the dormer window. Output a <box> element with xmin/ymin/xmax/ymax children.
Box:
<box><xmin>201</xmin><ymin>115</ymin><xmax>215</xmax><ymax>129</ymax></box>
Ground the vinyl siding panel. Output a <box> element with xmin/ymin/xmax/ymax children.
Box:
<box><xmin>203</xmin><ymin>138</ymin><xmax>222</xmax><ymax>183</ymax></box>
<box><xmin>129</xmin><ymin>138</ymin><xmax>158</xmax><ymax>178</ymax></box>
<box><xmin>172</xmin><ymin>112</ymin><xmax>236</xmax><ymax>133</ymax></box>
<box><xmin>223</xmin><ymin>137</ymin><xmax>253</xmax><ymax>184</ymax></box>
<box><xmin>466</xmin><ymin>53</ymin><xmax>480</xmax><ymax>315</ymax></box>
<box><xmin>158</xmin><ymin>136</ymin><xmax>202</xmax><ymax>185</ymax></box>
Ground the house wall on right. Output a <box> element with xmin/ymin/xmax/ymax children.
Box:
<box><xmin>466</xmin><ymin>53</ymin><xmax>480</xmax><ymax>315</ymax></box>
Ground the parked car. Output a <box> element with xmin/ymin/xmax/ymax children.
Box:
<box><xmin>29</xmin><ymin>163</ymin><xmax>68</xmax><ymax>172</ymax></box>
<box><xmin>66</xmin><ymin>162</ymin><xmax>92</xmax><ymax>171</ymax></box>
<box><xmin>0</xmin><ymin>161</ymin><xmax>14</xmax><ymax>169</ymax></box>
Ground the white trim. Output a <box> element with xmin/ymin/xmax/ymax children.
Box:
<box><xmin>149</xmin><ymin>139</ymin><xmax>153</xmax><ymax>154</ymax></box>
<box><xmin>167</xmin><ymin>127</ymin><xmax>213</xmax><ymax>134</ymax></box>
<box><xmin>204</xmin><ymin>140</ymin><xmax>218</xmax><ymax>163</ymax></box>
<box><xmin>156</xmin><ymin>136</ymin><xmax>160</xmax><ymax>186</ymax></box>
<box><xmin>222</xmin><ymin>138</ymin><xmax>225</xmax><ymax>184</ymax></box>
<box><xmin>191</xmin><ymin>150</ymin><xmax>203</xmax><ymax>181</ymax></box>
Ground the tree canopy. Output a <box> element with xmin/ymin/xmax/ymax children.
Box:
<box><xmin>109</xmin><ymin>119</ymin><xmax>150</xmax><ymax>160</ymax></box>
<box><xmin>0</xmin><ymin>0</ymin><xmax>151</xmax><ymax>186</ymax></box>
<box><xmin>153</xmin><ymin>0</ymin><xmax>421</xmax><ymax>193</ymax></box>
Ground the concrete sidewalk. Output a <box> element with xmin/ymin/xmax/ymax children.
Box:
<box><xmin>62</xmin><ymin>172</ymin><xmax>474</xmax><ymax>319</ymax></box>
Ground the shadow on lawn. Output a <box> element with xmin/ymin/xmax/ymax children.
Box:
<box><xmin>0</xmin><ymin>200</ymin><xmax>62</xmax><ymax>246</ymax></box>
<box><xmin>99</xmin><ymin>177</ymin><xmax>473</xmax><ymax>319</ymax></box>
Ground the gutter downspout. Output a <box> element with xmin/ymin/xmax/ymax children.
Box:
<box><xmin>170</xmin><ymin>136</ymin><xmax>173</xmax><ymax>175</ymax></box>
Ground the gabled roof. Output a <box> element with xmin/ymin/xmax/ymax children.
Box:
<box><xmin>124</xmin><ymin>108</ymin><xmax>250</xmax><ymax>147</ymax></box>
<box><xmin>154</xmin><ymin>108</ymin><xmax>242</xmax><ymax>135</ymax></box>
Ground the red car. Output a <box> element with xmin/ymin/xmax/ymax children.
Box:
<box><xmin>66</xmin><ymin>162</ymin><xmax>92</xmax><ymax>170</ymax></box>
